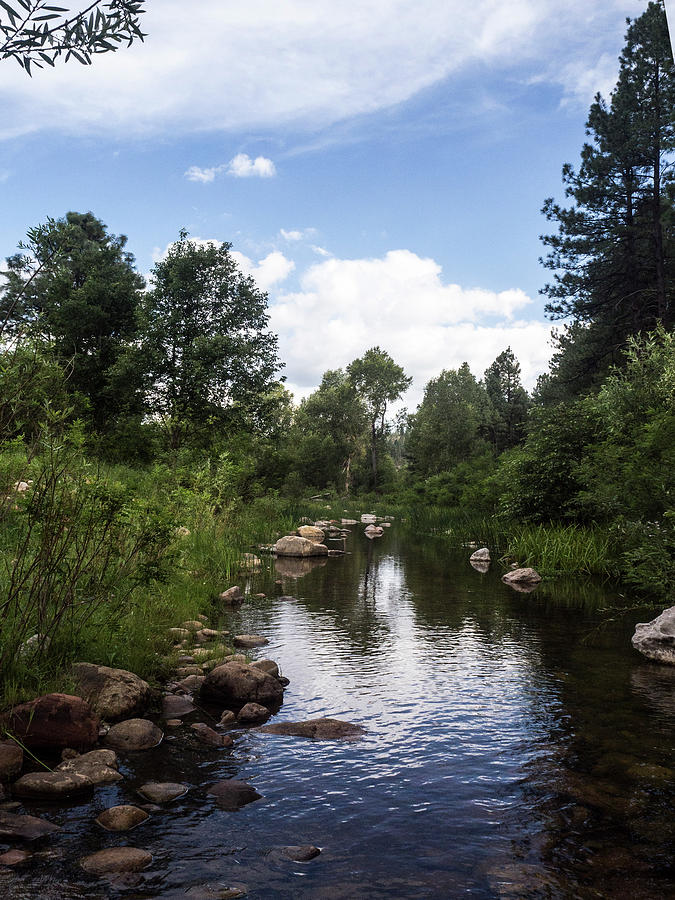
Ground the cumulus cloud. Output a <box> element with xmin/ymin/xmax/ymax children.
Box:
<box><xmin>0</xmin><ymin>1</ymin><xmax>647</xmax><ymax>140</ymax></box>
<box><xmin>230</xmin><ymin>250</ymin><xmax>295</xmax><ymax>291</ymax></box>
<box><xmin>268</xmin><ymin>250</ymin><xmax>554</xmax><ymax>406</ymax></box>
<box><xmin>227</xmin><ymin>154</ymin><xmax>276</xmax><ymax>178</ymax></box>
<box><xmin>184</xmin><ymin>164</ymin><xmax>226</xmax><ymax>183</ymax></box>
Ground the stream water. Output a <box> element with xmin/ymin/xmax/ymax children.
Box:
<box><xmin>2</xmin><ymin>526</ymin><xmax>674</xmax><ymax>898</ymax></box>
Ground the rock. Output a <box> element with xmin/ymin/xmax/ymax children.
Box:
<box><xmin>219</xmin><ymin>586</ymin><xmax>244</xmax><ymax>604</ymax></box>
<box><xmin>255</xmin><ymin>592</ymin><xmax>267</xmax><ymax>599</ymax></box>
<box><xmin>162</xmin><ymin>695</ymin><xmax>195</xmax><ymax>718</ymax></box>
<box><xmin>0</xmin><ymin>811</ymin><xmax>61</xmax><ymax>840</ymax></box>
<box><xmin>274</xmin><ymin>556</ymin><xmax>327</xmax><ymax>577</ymax></box>
<box><xmin>261</xmin><ymin>718</ymin><xmax>365</xmax><ymax>740</ymax></box>
<box><xmin>178</xmin><ymin>654</ymin><xmax>196</xmax><ymax>664</ymax></box>
<box><xmin>184</xmin><ymin>886</ymin><xmax>247</xmax><ymax>899</ymax></box>
<box><xmin>175</xmin><ymin>526</ymin><xmax>190</xmax><ymax>537</ymax></box>
<box><xmin>341</xmin><ymin>518</ymin><xmax>358</xmax><ymax>526</ymax></box>
<box><xmin>201</xmin><ymin>661</ymin><xmax>285</xmax><ymax>708</ymax></box>
<box><xmin>175</xmin><ymin>675</ymin><xmax>205</xmax><ymax>692</ymax></box>
<box><xmin>470</xmin><ymin>559</ymin><xmax>490</xmax><ymax>574</ymax></box>
<box><xmin>327</xmin><ymin>549</ymin><xmax>345</xmax><ymax>556</ymax></box>
<box><xmin>273</xmin><ymin>536</ymin><xmax>328</xmax><ymax>558</ymax></box>
<box><xmin>251</xmin><ymin>659</ymin><xmax>280</xmax><ymax>678</ymax></box>
<box><xmin>80</xmin><ymin>847</ymin><xmax>152</xmax><ymax>875</ymax></box>
<box><xmin>237</xmin><ymin>702</ymin><xmax>270</xmax><ymax>724</ymax></box>
<box><xmin>103</xmin><ymin>719</ymin><xmax>163</xmax><ymax>752</ymax></box>
<box><xmin>177</xmin><ymin>665</ymin><xmax>203</xmax><ymax>676</ymax></box>
<box><xmin>166</xmin><ymin>719</ymin><xmax>182</xmax><ymax>727</ymax></box>
<box><xmin>96</xmin><ymin>805</ymin><xmax>149</xmax><ymax>832</ymax></box>
<box><xmin>0</xmin><ymin>849</ymin><xmax>31</xmax><ymax>865</ymax></box>
<box><xmin>56</xmin><ymin>749</ymin><xmax>122</xmax><ymax>786</ymax></box>
<box><xmin>190</xmin><ymin>723</ymin><xmax>232</xmax><ymax>747</ymax></box>
<box><xmin>196</xmin><ymin>628</ymin><xmax>219</xmax><ymax>642</ymax></box>
<box><xmin>239</xmin><ymin>553</ymin><xmax>261</xmax><ymax>573</ymax></box>
<box><xmin>281</xmin><ymin>845</ymin><xmax>321</xmax><ymax>862</ymax></box>
<box><xmin>297</xmin><ymin>525</ymin><xmax>325</xmax><ymax>543</ymax></box>
<box><xmin>632</xmin><ymin>606</ymin><xmax>675</xmax><ymax>665</ymax></box>
<box><xmin>13</xmin><ymin>771</ymin><xmax>93</xmax><ymax>799</ymax></box>
<box><xmin>360</xmin><ymin>514</ymin><xmax>377</xmax><ymax>524</ymax></box>
<box><xmin>72</xmin><ymin>662</ymin><xmax>151</xmax><ymax>721</ymax></box>
<box><xmin>207</xmin><ymin>780</ymin><xmax>262</xmax><ymax>810</ymax></box>
<box><xmin>219</xmin><ymin>710</ymin><xmax>236</xmax><ymax>726</ymax></box>
<box><xmin>364</xmin><ymin>524</ymin><xmax>384</xmax><ymax>538</ymax></box>
<box><xmin>181</xmin><ymin>620</ymin><xmax>204</xmax><ymax>631</ymax></box>
<box><xmin>233</xmin><ymin>634</ymin><xmax>269</xmax><ymax>648</ymax></box>
<box><xmin>470</xmin><ymin>547</ymin><xmax>490</xmax><ymax>562</ymax></box>
<box><xmin>502</xmin><ymin>567</ymin><xmax>542</xmax><ymax>585</ymax></box>
<box><xmin>138</xmin><ymin>782</ymin><xmax>188</xmax><ymax>803</ymax></box>
<box><xmin>0</xmin><ymin>741</ymin><xmax>23</xmax><ymax>781</ymax></box>
<box><xmin>3</xmin><ymin>693</ymin><xmax>99</xmax><ymax>751</ymax></box>
<box><xmin>169</xmin><ymin>628</ymin><xmax>191</xmax><ymax>640</ymax></box>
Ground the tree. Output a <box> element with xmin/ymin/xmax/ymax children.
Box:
<box><xmin>540</xmin><ymin>1</ymin><xmax>675</xmax><ymax>392</ymax></box>
<box><xmin>1</xmin><ymin>1</ymin><xmax>145</xmax><ymax>74</ymax></box>
<box><xmin>347</xmin><ymin>347</ymin><xmax>411</xmax><ymax>487</ymax></box>
<box><xmin>135</xmin><ymin>233</ymin><xmax>282</xmax><ymax>450</ymax></box>
<box><xmin>1</xmin><ymin>211</ymin><xmax>145</xmax><ymax>433</ymax></box>
<box><xmin>406</xmin><ymin>363</ymin><xmax>487</xmax><ymax>478</ymax></box>
<box><xmin>483</xmin><ymin>348</ymin><xmax>530</xmax><ymax>453</ymax></box>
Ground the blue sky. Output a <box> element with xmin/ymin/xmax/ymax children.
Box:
<box><xmin>0</xmin><ymin>0</ymin><xmax>653</xmax><ymax>406</ymax></box>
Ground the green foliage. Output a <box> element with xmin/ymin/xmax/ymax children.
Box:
<box><xmin>483</xmin><ymin>347</ymin><xmax>530</xmax><ymax>452</ymax></box>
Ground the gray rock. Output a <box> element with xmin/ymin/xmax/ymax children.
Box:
<box><xmin>96</xmin><ymin>805</ymin><xmax>149</xmax><ymax>832</ymax></box>
<box><xmin>175</xmin><ymin>674</ymin><xmax>205</xmax><ymax>692</ymax></box>
<box><xmin>207</xmin><ymin>779</ymin><xmax>262</xmax><ymax>810</ymax></box>
<box><xmin>262</xmin><ymin>718</ymin><xmax>365</xmax><ymax>740</ymax></box>
<box><xmin>137</xmin><ymin>781</ymin><xmax>188</xmax><ymax>803</ymax></box>
<box><xmin>237</xmin><ymin>702</ymin><xmax>270</xmax><ymax>724</ymax></box>
<box><xmin>13</xmin><ymin>771</ymin><xmax>93</xmax><ymax>799</ymax></box>
<box><xmin>281</xmin><ymin>845</ymin><xmax>321</xmax><ymax>861</ymax></box>
<box><xmin>56</xmin><ymin>749</ymin><xmax>122</xmax><ymax>785</ymax></box>
<box><xmin>273</xmin><ymin>535</ymin><xmax>328</xmax><ymax>558</ymax></box>
<box><xmin>80</xmin><ymin>847</ymin><xmax>152</xmax><ymax>875</ymax></box>
<box><xmin>0</xmin><ymin>811</ymin><xmax>61</xmax><ymax>840</ymax></box>
<box><xmin>190</xmin><ymin>723</ymin><xmax>232</xmax><ymax>747</ymax></box>
<box><xmin>103</xmin><ymin>719</ymin><xmax>163</xmax><ymax>752</ymax></box>
<box><xmin>632</xmin><ymin>606</ymin><xmax>675</xmax><ymax>665</ymax></box>
<box><xmin>251</xmin><ymin>659</ymin><xmax>280</xmax><ymax>678</ymax></box>
<box><xmin>296</xmin><ymin>525</ymin><xmax>325</xmax><ymax>543</ymax></box>
<box><xmin>219</xmin><ymin>586</ymin><xmax>244</xmax><ymax>604</ymax></box>
<box><xmin>72</xmin><ymin>663</ymin><xmax>151</xmax><ymax>721</ymax></box>
<box><xmin>162</xmin><ymin>694</ymin><xmax>195</xmax><ymax>718</ymax></box>
<box><xmin>501</xmin><ymin>567</ymin><xmax>542</xmax><ymax>585</ymax></box>
<box><xmin>469</xmin><ymin>547</ymin><xmax>490</xmax><ymax>562</ymax></box>
<box><xmin>233</xmin><ymin>634</ymin><xmax>269</xmax><ymax>649</ymax></box>
<box><xmin>201</xmin><ymin>661</ymin><xmax>284</xmax><ymax>708</ymax></box>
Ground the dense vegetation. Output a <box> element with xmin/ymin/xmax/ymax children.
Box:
<box><xmin>0</xmin><ymin>2</ymin><xmax>673</xmax><ymax>703</ymax></box>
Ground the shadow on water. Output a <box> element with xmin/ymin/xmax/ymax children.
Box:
<box><xmin>3</xmin><ymin>525</ymin><xmax>673</xmax><ymax>898</ymax></box>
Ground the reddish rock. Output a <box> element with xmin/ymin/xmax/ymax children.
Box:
<box><xmin>72</xmin><ymin>662</ymin><xmax>151</xmax><ymax>721</ymax></box>
<box><xmin>237</xmin><ymin>702</ymin><xmax>270</xmax><ymax>724</ymax></box>
<box><xmin>0</xmin><ymin>741</ymin><xmax>23</xmax><ymax>781</ymax></box>
<box><xmin>190</xmin><ymin>723</ymin><xmax>233</xmax><ymax>747</ymax></box>
<box><xmin>201</xmin><ymin>661</ymin><xmax>284</xmax><ymax>708</ymax></box>
<box><xmin>3</xmin><ymin>693</ymin><xmax>99</xmax><ymax>751</ymax></box>
<box><xmin>0</xmin><ymin>811</ymin><xmax>61</xmax><ymax>840</ymax></box>
<box><xmin>0</xmin><ymin>849</ymin><xmax>31</xmax><ymax>865</ymax></box>
<box><xmin>80</xmin><ymin>847</ymin><xmax>152</xmax><ymax>875</ymax></box>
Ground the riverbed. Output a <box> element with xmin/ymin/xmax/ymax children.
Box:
<box><xmin>2</xmin><ymin>526</ymin><xmax>674</xmax><ymax>898</ymax></box>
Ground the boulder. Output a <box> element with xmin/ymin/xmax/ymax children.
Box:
<box><xmin>233</xmin><ymin>634</ymin><xmax>269</xmax><ymax>649</ymax></box>
<box><xmin>175</xmin><ymin>674</ymin><xmax>205</xmax><ymax>693</ymax></box>
<box><xmin>364</xmin><ymin>524</ymin><xmax>384</xmax><ymax>538</ymax></box>
<box><xmin>469</xmin><ymin>547</ymin><xmax>490</xmax><ymax>562</ymax></box>
<box><xmin>219</xmin><ymin>586</ymin><xmax>244</xmax><ymax>604</ymax></box>
<box><xmin>281</xmin><ymin>845</ymin><xmax>321</xmax><ymax>862</ymax></box>
<box><xmin>201</xmin><ymin>661</ymin><xmax>285</xmax><ymax>709</ymax></box>
<box><xmin>72</xmin><ymin>662</ymin><xmax>151</xmax><ymax>721</ymax></box>
<box><xmin>237</xmin><ymin>702</ymin><xmax>270</xmax><ymax>724</ymax></box>
<box><xmin>96</xmin><ymin>805</ymin><xmax>149</xmax><ymax>832</ymax></box>
<box><xmin>502</xmin><ymin>567</ymin><xmax>542</xmax><ymax>585</ymax></box>
<box><xmin>207</xmin><ymin>779</ymin><xmax>262</xmax><ymax>810</ymax></box>
<box><xmin>0</xmin><ymin>811</ymin><xmax>61</xmax><ymax>840</ymax></box>
<box><xmin>0</xmin><ymin>849</ymin><xmax>31</xmax><ymax>865</ymax></box>
<box><xmin>13</xmin><ymin>771</ymin><xmax>93</xmax><ymax>799</ymax></box>
<box><xmin>273</xmin><ymin>536</ymin><xmax>328</xmax><ymax>558</ymax></box>
<box><xmin>190</xmin><ymin>723</ymin><xmax>232</xmax><ymax>747</ymax></box>
<box><xmin>261</xmin><ymin>717</ymin><xmax>365</xmax><ymax>740</ymax></box>
<box><xmin>251</xmin><ymin>659</ymin><xmax>280</xmax><ymax>678</ymax></box>
<box><xmin>3</xmin><ymin>693</ymin><xmax>99</xmax><ymax>751</ymax></box>
<box><xmin>219</xmin><ymin>710</ymin><xmax>236</xmax><ymax>726</ymax></box>
<box><xmin>632</xmin><ymin>606</ymin><xmax>675</xmax><ymax>665</ymax></box>
<box><xmin>341</xmin><ymin>518</ymin><xmax>358</xmax><ymax>526</ymax></box>
<box><xmin>0</xmin><ymin>741</ymin><xmax>23</xmax><ymax>781</ymax></box>
<box><xmin>80</xmin><ymin>847</ymin><xmax>152</xmax><ymax>875</ymax></box>
<box><xmin>296</xmin><ymin>525</ymin><xmax>325</xmax><ymax>543</ymax></box>
<box><xmin>137</xmin><ymin>782</ymin><xmax>188</xmax><ymax>804</ymax></box>
<box><xmin>360</xmin><ymin>514</ymin><xmax>377</xmax><ymax>524</ymax></box>
<box><xmin>182</xmin><ymin>620</ymin><xmax>204</xmax><ymax>631</ymax></box>
<box><xmin>56</xmin><ymin>749</ymin><xmax>122</xmax><ymax>786</ymax></box>
<box><xmin>103</xmin><ymin>719</ymin><xmax>163</xmax><ymax>752</ymax></box>
<box><xmin>162</xmin><ymin>695</ymin><xmax>195</xmax><ymax>718</ymax></box>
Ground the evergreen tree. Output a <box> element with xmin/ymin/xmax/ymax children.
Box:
<box><xmin>483</xmin><ymin>348</ymin><xmax>530</xmax><ymax>453</ymax></box>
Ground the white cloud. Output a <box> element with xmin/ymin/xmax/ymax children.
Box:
<box><xmin>231</xmin><ymin>250</ymin><xmax>295</xmax><ymax>291</ymax></box>
<box><xmin>280</xmin><ymin>229</ymin><xmax>304</xmax><ymax>241</ymax></box>
<box><xmin>268</xmin><ymin>250</ymin><xmax>554</xmax><ymax>407</ymax></box>
<box><xmin>227</xmin><ymin>154</ymin><xmax>276</xmax><ymax>178</ymax></box>
<box><xmin>184</xmin><ymin>164</ymin><xmax>226</xmax><ymax>183</ymax></box>
<box><xmin>311</xmin><ymin>245</ymin><xmax>331</xmax><ymax>258</ymax></box>
<box><xmin>0</xmin><ymin>1</ymin><xmax>647</xmax><ymax>140</ymax></box>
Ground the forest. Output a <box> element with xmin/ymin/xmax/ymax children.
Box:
<box><xmin>0</xmin><ymin>1</ymin><xmax>673</xmax><ymax>702</ymax></box>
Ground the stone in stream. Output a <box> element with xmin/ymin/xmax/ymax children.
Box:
<box><xmin>201</xmin><ymin>661</ymin><xmax>285</xmax><ymax>708</ymax></box>
<box><xmin>281</xmin><ymin>845</ymin><xmax>321</xmax><ymax>862</ymax></box>
<box><xmin>56</xmin><ymin>748</ymin><xmax>122</xmax><ymax>785</ymax></box>
<box><xmin>261</xmin><ymin>718</ymin><xmax>366</xmax><ymax>740</ymax></box>
<box><xmin>183</xmin><ymin>886</ymin><xmax>247</xmax><ymax>899</ymax></box>
<box><xmin>207</xmin><ymin>779</ymin><xmax>262</xmax><ymax>810</ymax></box>
<box><xmin>632</xmin><ymin>606</ymin><xmax>675</xmax><ymax>665</ymax></box>
<box><xmin>273</xmin><ymin>535</ymin><xmax>328</xmax><ymax>558</ymax></box>
<box><xmin>96</xmin><ymin>805</ymin><xmax>149</xmax><ymax>832</ymax></box>
<box><xmin>219</xmin><ymin>710</ymin><xmax>237</xmax><ymax>726</ymax></box>
<box><xmin>501</xmin><ymin>567</ymin><xmax>542</xmax><ymax>586</ymax></box>
<box><xmin>233</xmin><ymin>634</ymin><xmax>269</xmax><ymax>649</ymax></box>
<box><xmin>219</xmin><ymin>586</ymin><xmax>244</xmax><ymax>605</ymax></box>
<box><xmin>165</xmin><ymin>719</ymin><xmax>182</xmax><ymax>727</ymax></box>
<box><xmin>80</xmin><ymin>847</ymin><xmax>152</xmax><ymax>875</ymax></box>
<box><xmin>162</xmin><ymin>694</ymin><xmax>195</xmax><ymax>718</ymax></box>
<box><xmin>364</xmin><ymin>524</ymin><xmax>384</xmax><ymax>539</ymax></box>
<box><xmin>182</xmin><ymin>620</ymin><xmax>204</xmax><ymax>631</ymax></box>
<box><xmin>274</xmin><ymin>556</ymin><xmax>327</xmax><ymax>578</ymax></box>
<box><xmin>177</xmin><ymin>665</ymin><xmax>203</xmax><ymax>677</ymax></box>
<box><xmin>190</xmin><ymin>723</ymin><xmax>233</xmax><ymax>748</ymax></box>
<box><xmin>0</xmin><ymin>741</ymin><xmax>23</xmax><ymax>781</ymax></box>
<box><xmin>296</xmin><ymin>525</ymin><xmax>325</xmax><ymax>543</ymax></box>
<box><xmin>0</xmin><ymin>811</ymin><xmax>61</xmax><ymax>840</ymax></box>
<box><xmin>72</xmin><ymin>662</ymin><xmax>151</xmax><ymax>721</ymax></box>
<box><xmin>138</xmin><ymin>782</ymin><xmax>189</xmax><ymax>804</ymax></box>
<box><xmin>0</xmin><ymin>849</ymin><xmax>31</xmax><ymax>865</ymax></box>
<box><xmin>13</xmin><ymin>771</ymin><xmax>94</xmax><ymax>799</ymax></box>
<box><xmin>469</xmin><ymin>547</ymin><xmax>490</xmax><ymax>562</ymax></box>
<box><xmin>237</xmin><ymin>702</ymin><xmax>270</xmax><ymax>724</ymax></box>
<box><xmin>175</xmin><ymin>674</ymin><xmax>205</xmax><ymax>692</ymax></box>
<box><xmin>470</xmin><ymin>559</ymin><xmax>490</xmax><ymax>574</ymax></box>
<box><xmin>103</xmin><ymin>719</ymin><xmax>163</xmax><ymax>752</ymax></box>
<box><xmin>251</xmin><ymin>659</ymin><xmax>280</xmax><ymax>678</ymax></box>
<box><xmin>2</xmin><ymin>693</ymin><xmax>99</xmax><ymax>751</ymax></box>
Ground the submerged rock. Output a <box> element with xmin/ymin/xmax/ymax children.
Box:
<box><xmin>190</xmin><ymin>723</ymin><xmax>232</xmax><ymax>747</ymax></box>
<box><xmin>13</xmin><ymin>771</ymin><xmax>93</xmax><ymax>799</ymax></box>
<box><xmin>233</xmin><ymin>634</ymin><xmax>269</xmax><ymax>648</ymax></box>
<box><xmin>261</xmin><ymin>718</ymin><xmax>365</xmax><ymax>740</ymax></box>
<box><xmin>201</xmin><ymin>661</ymin><xmax>284</xmax><ymax>708</ymax></box>
<box><xmin>274</xmin><ymin>535</ymin><xmax>328</xmax><ymax>557</ymax></box>
<box><xmin>72</xmin><ymin>662</ymin><xmax>151</xmax><ymax>721</ymax></box>
<box><xmin>501</xmin><ymin>567</ymin><xmax>542</xmax><ymax>586</ymax></box>
<box><xmin>207</xmin><ymin>779</ymin><xmax>262</xmax><ymax>810</ymax></box>
<box><xmin>281</xmin><ymin>845</ymin><xmax>321</xmax><ymax>862</ymax></box>
<box><xmin>80</xmin><ymin>847</ymin><xmax>152</xmax><ymax>875</ymax></box>
<box><xmin>3</xmin><ymin>693</ymin><xmax>99</xmax><ymax>751</ymax></box>
<box><xmin>0</xmin><ymin>811</ymin><xmax>61</xmax><ymax>840</ymax></box>
<box><xmin>162</xmin><ymin>694</ymin><xmax>195</xmax><ymax>718</ymax></box>
<box><xmin>632</xmin><ymin>606</ymin><xmax>675</xmax><ymax>665</ymax></box>
<box><xmin>104</xmin><ymin>719</ymin><xmax>163</xmax><ymax>752</ymax></box>
<box><xmin>96</xmin><ymin>805</ymin><xmax>149</xmax><ymax>832</ymax></box>
<box><xmin>138</xmin><ymin>782</ymin><xmax>188</xmax><ymax>804</ymax></box>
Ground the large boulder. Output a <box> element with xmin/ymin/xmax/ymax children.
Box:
<box><xmin>364</xmin><ymin>524</ymin><xmax>384</xmax><ymax>538</ymax></box>
<box><xmin>201</xmin><ymin>661</ymin><xmax>284</xmax><ymax>709</ymax></box>
<box><xmin>55</xmin><ymin>749</ymin><xmax>121</xmax><ymax>786</ymax></box>
<box><xmin>261</xmin><ymin>717</ymin><xmax>365</xmax><ymax>740</ymax></box>
<box><xmin>3</xmin><ymin>693</ymin><xmax>99</xmax><ymax>751</ymax></box>
<box><xmin>103</xmin><ymin>719</ymin><xmax>163</xmax><ymax>752</ymax></box>
<box><xmin>502</xmin><ymin>567</ymin><xmax>542</xmax><ymax>585</ymax></box>
<box><xmin>0</xmin><ymin>741</ymin><xmax>23</xmax><ymax>781</ymax></box>
<box><xmin>632</xmin><ymin>606</ymin><xmax>675</xmax><ymax>665</ymax></box>
<box><xmin>72</xmin><ymin>662</ymin><xmax>151</xmax><ymax>721</ymax></box>
<box><xmin>273</xmin><ymin>535</ymin><xmax>328</xmax><ymax>558</ymax></box>
<box><xmin>13</xmin><ymin>771</ymin><xmax>93</xmax><ymax>799</ymax></box>
<box><xmin>297</xmin><ymin>525</ymin><xmax>325</xmax><ymax>543</ymax></box>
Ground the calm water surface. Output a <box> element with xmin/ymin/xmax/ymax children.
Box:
<box><xmin>3</xmin><ymin>527</ymin><xmax>674</xmax><ymax>898</ymax></box>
